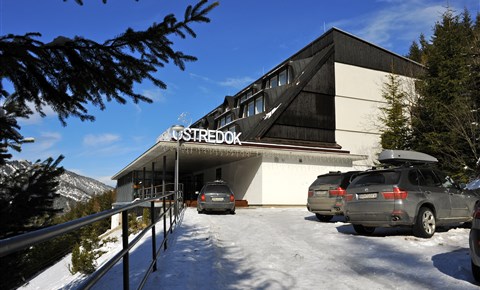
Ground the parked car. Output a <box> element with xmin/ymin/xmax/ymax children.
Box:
<box><xmin>344</xmin><ymin>149</ymin><xmax>478</xmax><ymax>238</ymax></box>
<box><xmin>197</xmin><ymin>180</ymin><xmax>236</xmax><ymax>214</ymax></box>
<box><xmin>470</xmin><ymin>203</ymin><xmax>480</xmax><ymax>282</ymax></box>
<box><xmin>307</xmin><ymin>171</ymin><xmax>359</xmax><ymax>222</ymax></box>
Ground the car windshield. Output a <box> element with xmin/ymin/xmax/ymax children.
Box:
<box><xmin>349</xmin><ymin>171</ymin><xmax>401</xmax><ymax>188</ymax></box>
<box><xmin>310</xmin><ymin>175</ymin><xmax>342</xmax><ymax>187</ymax></box>
<box><xmin>204</xmin><ymin>184</ymin><xmax>231</xmax><ymax>194</ymax></box>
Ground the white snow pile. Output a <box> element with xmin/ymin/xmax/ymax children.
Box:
<box><xmin>20</xmin><ymin>207</ymin><xmax>479</xmax><ymax>290</ymax></box>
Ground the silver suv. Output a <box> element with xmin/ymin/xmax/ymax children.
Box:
<box><xmin>344</xmin><ymin>150</ymin><xmax>478</xmax><ymax>238</ymax></box>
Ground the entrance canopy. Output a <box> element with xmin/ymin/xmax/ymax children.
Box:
<box><xmin>111</xmin><ymin>140</ymin><xmax>365</xmax><ymax>181</ymax></box>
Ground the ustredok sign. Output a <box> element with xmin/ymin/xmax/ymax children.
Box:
<box><xmin>171</xmin><ymin>128</ymin><xmax>242</xmax><ymax>145</ymax></box>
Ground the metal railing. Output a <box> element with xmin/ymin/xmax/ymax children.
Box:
<box><xmin>0</xmin><ymin>190</ymin><xmax>185</xmax><ymax>290</ymax></box>
<box><xmin>136</xmin><ymin>183</ymin><xmax>183</xmax><ymax>200</ymax></box>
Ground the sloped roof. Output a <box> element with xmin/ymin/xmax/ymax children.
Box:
<box><xmin>191</xmin><ymin>28</ymin><xmax>424</xmax><ymax>147</ymax></box>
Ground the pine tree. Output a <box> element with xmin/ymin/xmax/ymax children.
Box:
<box><xmin>379</xmin><ymin>73</ymin><xmax>411</xmax><ymax>150</ymax></box>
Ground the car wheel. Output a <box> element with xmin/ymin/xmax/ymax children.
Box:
<box><xmin>413</xmin><ymin>207</ymin><xmax>436</xmax><ymax>238</ymax></box>
<box><xmin>230</xmin><ymin>210</ymin><xmax>236</xmax><ymax>215</ymax></box>
<box><xmin>315</xmin><ymin>214</ymin><xmax>333</xmax><ymax>222</ymax></box>
<box><xmin>472</xmin><ymin>260</ymin><xmax>480</xmax><ymax>282</ymax></box>
<box><xmin>352</xmin><ymin>224</ymin><xmax>375</xmax><ymax>235</ymax></box>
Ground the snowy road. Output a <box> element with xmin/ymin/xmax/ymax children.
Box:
<box><xmin>22</xmin><ymin>207</ymin><xmax>479</xmax><ymax>290</ymax></box>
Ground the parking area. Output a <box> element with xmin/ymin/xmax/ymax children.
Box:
<box><xmin>139</xmin><ymin>207</ymin><xmax>477</xmax><ymax>290</ymax></box>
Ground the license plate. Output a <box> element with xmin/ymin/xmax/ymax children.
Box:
<box><xmin>315</xmin><ymin>190</ymin><xmax>328</xmax><ymax>196</ymax></box>
<box><xmin>358</xmin><ymin>193</ymin><xmax>378</xmax><ymax>200</ymax></box>
<box><xmin>211</xmin><ymin>197</ymin><xmax>224</xmax><ymax>202</ymax></box>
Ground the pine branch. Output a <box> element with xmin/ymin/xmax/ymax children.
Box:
<box><xmin>0</xmin><ymin>0</ymin><xmax>218</xmax><ymax>163</ymax></box>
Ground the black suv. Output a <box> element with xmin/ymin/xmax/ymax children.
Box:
<box><xmin>307</xmin><ymin>171</ymin><xmax>359</xmax><ymax>222</ymax></box>
<box><xmin>345</xmin><ymin>150</ymin><xmax>478</xmax><ymax>238</ymax></box>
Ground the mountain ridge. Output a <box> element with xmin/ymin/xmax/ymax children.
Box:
<box><xmin>2</xmin><ymin>160</ymin><xmax>114</xmax><ymax>212</ymax></box>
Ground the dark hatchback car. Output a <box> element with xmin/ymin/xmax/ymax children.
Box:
<box><xmin>197</xmin><ymin>180</ymin><xmax>236</xmax><ymax>214</ymax></box>
<box><xmin>307</xmin><ymin>171</ymin><xmax>359</xmax><ymax>222</ymax></box>
<box><xmin>345</xmin><ymin>150</ymin><xmax>478</xmax><ymax>238</ymax></box>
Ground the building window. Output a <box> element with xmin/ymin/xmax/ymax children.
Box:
<box><xmin>266</xmin><ymin>67</ymin><xmax>291</xmax><ymax>89</ymax></box>
<box><xmin>217</xmin><ymin>113</ymin><xmax>233</xmax><ymax>129</ymax></box>
<box><xmin>270</xmin><ymin>75</ymin><xmax>278</xmax><ymax>88</ymax></box>
<box><xmin>247</xmin><ymin>101</ymin><xmax>255</xmax><ymax>117</ymax></box>
<box><xmin>278</xmin><ymin>69</ymin><xmax>287</xmax><ymax>86</ymax></box>
<box><xmin>244</xmin><ymin>95</ymin><xmax>264</xmax><ymax>117</ymax></box>
<box><xmin>255</xmin><ymin>96</ymin><xmax>264</xmax><ymax>114</ymax></box>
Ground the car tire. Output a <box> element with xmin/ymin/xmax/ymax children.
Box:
<box><xmin>230</xmin><ymin>210</ymin><xmax>236</xmax><ymax>215</ymax></box>
<box><xmin>472</xmin><ymin>260</ymin><xmax>480</xmax><ymax>282</ymax></box>
<box><xmin>352</xmin><ymin>224</ymin><xmax>375</xmax><ymax>235</ymax></box>
<box><xmin>413</xmin><ymin>207</ymin><xmax>436</xmax><ymax>238</ymax></box>
<box><xmin>315</xmin><ymin>214</ymin><xmax>333</xmax><ymax>222</ymax></box>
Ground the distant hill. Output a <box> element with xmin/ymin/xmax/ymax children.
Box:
<box><xmin>2</xmin><ymin>160</ymin><xmax>114</xmax><ymax>212</ymax></box>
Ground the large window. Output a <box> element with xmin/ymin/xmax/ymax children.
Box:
<box><xmin>244</xmin><ymin>95</ymin><xmax>264</xmax><ymax>117</ymax></box>
<box><xmin>265</xmin><ymin>67</ymin><xmax>291</xmax><ymax>89</ymax></box>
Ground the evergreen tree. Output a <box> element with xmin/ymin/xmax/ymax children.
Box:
<box><xmin>379</xmin><ymin>73</ymin><xmax>411</xmax><ymax>150</ymax></box>
<box><xmin>410</xmin><ymin>8</ymin><xmax>479</xmax><ymax>179</ymax></box>
<box><xmin>0</xmin><ymin>157</ymin><xmax>64</xmax><ymax>238</ymax></box>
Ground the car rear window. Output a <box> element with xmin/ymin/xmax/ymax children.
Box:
<box><xmin>349</xmin><ymin>171</ymin><xmax>401</xmax><ymax>188</ymax></box>
<box><xmin>310</xmin><ymin>175</ymin><xmax>342</xmax><ymax>187</ymax></box>
<box><xmin>203</xmin><ymin>184</ymin><xmax>232</xmax><ymax>194</ymax></box>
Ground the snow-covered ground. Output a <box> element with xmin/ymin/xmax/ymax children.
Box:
<box><xmin>20</xmin><ymin>207</ymin><xmax>479</xmax><ymax>289</ymax></box>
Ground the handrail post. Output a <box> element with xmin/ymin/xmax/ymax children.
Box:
<box><xmin>169</xmin><ymin>199</ymin><xmax>173</xmax><ymax>233</ymax></box>
<box><xmin>162</xmin><ymin>155</ymin><xmax>169</xmax><ymax>247</ymax></box>
<box><xmin>122</xmin><ymin>210</ymin><xmax>130</xmax><ymax>290</ymax></box>
<box><xmin>150</xmin><ymin>201</ymin><xmax>157</xmax><ymax>272</ymax></box>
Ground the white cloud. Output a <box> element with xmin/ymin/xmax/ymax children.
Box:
<box><xmin>18</xmin><ymin>102</ymin><xmax>56</xmax><ymax>126</ymax></box>
<box><xmin>83</xmin><ymin>133</ymin><xmax>121</xmax><ymax>147</ymax></box>
<box><xmin>218</xmin><ymin>77</ymin><xmax>255</xmax><ymax>90</ymax></box>
<box><xmin>142</xmin><ymin>88</ymin><xmax>167</xmax><ymax>103</ymax></box>
<box><xmin>33</xmin><ymin>131</ymin><xmax>62</xmax><ymax>152</ymax></box>
<box><xmin>329</xmin><ymin>0</ymin><xmax>451</xmax><ymax>51</ymax></box>
<box><xmin>12</xmin><ymin>131</ymin><xmax>62</xmax><ymax>161</ymax></box>
<box><xmin>190</xmin><ymin>73</ymin><xmax>255</xmax><ymax>90</ymax></box>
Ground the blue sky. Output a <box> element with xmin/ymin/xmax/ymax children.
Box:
<box><xmin>2</xmin><ymin>0</ymin><xmax>479</xmax><ymax>186</ymax></box>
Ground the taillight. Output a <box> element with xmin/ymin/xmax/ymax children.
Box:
<box><xmin>329</xmin><ymin>187</ymin><xmax>346</xmax><ymax>196</ymax></box>
<box><xmin>382</xmin><ymin>187</ymin><xmax>408</xmax><ymax>199</ymax></box>
<box><xmin>473</xmin><ymin>205</ymin><xmax>480</xmax><ymax>218</ymax></box>
<box><xmin>200</xmin><ymin>194</ymin><xmax>206</xmax><ymax>201</ymax></box>
<box><xmin>308</xmin><ymin>190</ymin><xmax>314</xmax><ymax>197</ymax></box>
<box><xmin>229</xmin><ymin>194</ymin><xmax>235</xmax><ymax>202</ymax></box>
<box><xmin>345</xmin><ymin>193</ymin><xmax>354</xmax><ymax>201</ymax></box>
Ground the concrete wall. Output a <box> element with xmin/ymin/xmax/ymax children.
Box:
<box><xmin>334</xmin><ymin>62</ymin><xmax>387</xmax><ymax>166</ymax></box>
<box><xmin>259</xmin><ymin>154</ymin><xmax>354</xmax><ymax>205</ymax></box>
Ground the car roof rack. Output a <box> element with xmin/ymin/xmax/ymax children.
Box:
<box><xmin>378</xmin><ymin>149</ymin><xmax>438</xmax><ymax>166</ymax></box>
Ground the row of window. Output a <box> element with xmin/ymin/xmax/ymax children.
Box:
<box><xmin>265</xmin><ymin>67</ymin><xmax>291</xmax><ymax>89</ymax></box>
<box><xmin>216</xmin><ymin>95</ymin><xmax>265</xmax><ymax>129</ymax></box>
<box><xmin>215</xmin><ymin>66</ymin><xmax>291</xmax><ymax>129</ymax></box>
